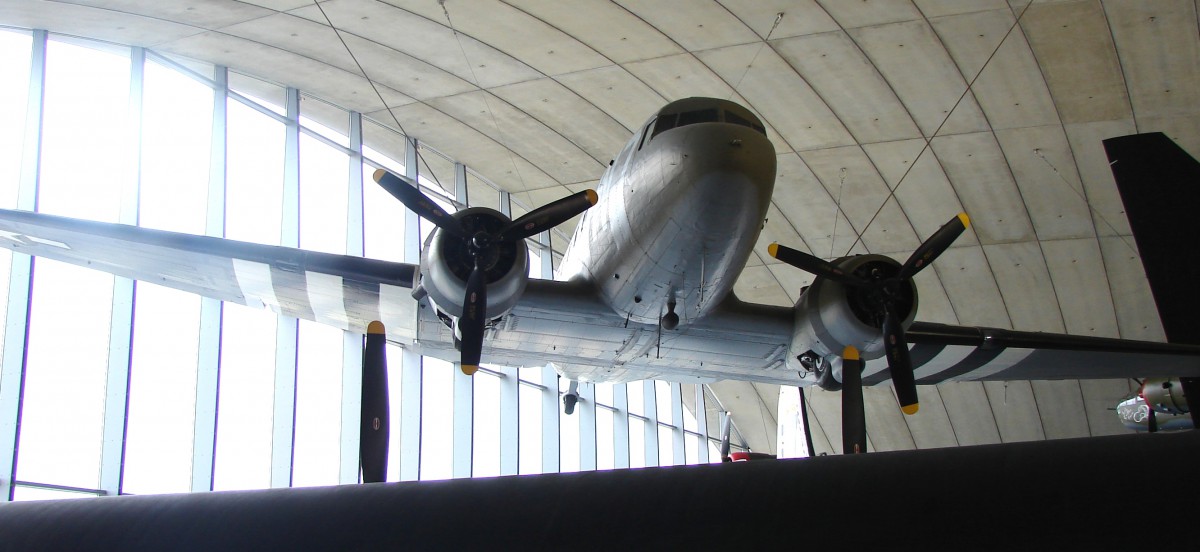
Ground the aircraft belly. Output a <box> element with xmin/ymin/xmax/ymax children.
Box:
<box><xmin>608</xmin><ymin>184</ymin><xmax>765</xmax><ymax>324</ymax></box>
<box><xmin>405</xmin><ymin>280</ymin><xmax>801</xmax><ymax>386</ymax></box>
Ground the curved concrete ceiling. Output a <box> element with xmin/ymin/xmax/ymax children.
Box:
<box><xmin>4</xmin><ymin>0</ymin><xmax>1196</xmax><ymax>455</ymax></box>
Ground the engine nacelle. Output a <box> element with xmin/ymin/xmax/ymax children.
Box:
<box><xmin>785</xmin><ymin>254</ymin><xmax>917</xmax><ymax>385</ymax></box>
<box><xmin>418</xmin><ymin>207</ymin><xmax>529</xmax><ymax>320</ymax></box>
<box><xmin>1142</xmin><ymin>378</ymin><xmax>1189</xmax><ymax>415</ymax></box>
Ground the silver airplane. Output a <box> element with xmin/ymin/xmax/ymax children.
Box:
<box><xmin>2</xmin><ymin>97</ymin><xmax>1199</xmax><ymax>472</ymax></box>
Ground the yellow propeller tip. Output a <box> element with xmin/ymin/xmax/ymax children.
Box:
<box><xmin>461</xmin><ymin>364</ymin><xmax>479</xmax><ymax>376</ymax></box>
<box><xmin>372</xmin><ymin>168</ymin><xmax>388</xmax><ymax>183</ymax></box>
<box><xmin>901</xmin><ymin>403</ymin><xmax>919</xmax><ymax>415</ymax></box>
<box><xmin>842</xmin><ymin>345</ymin><xmax>860</xmax><ymax>361</ymax></box>
<box><xmin>367</xmin><ymin>321</ymin><xmax>385</xmax><ymax>335</ymax></box>
<box><xmin>957</xmin><ymin>212</ymin><xmax>970</xmax><ymax>229</ymax></box>
<box><xmin>767</xmin><ymin>243</ymin><xmax>779</xmax><ymax>258</ymax></box>
<box><xmin>585</xmin><ymin>189</ymin><xmax>598</xmax><ymax>205</ymax></box>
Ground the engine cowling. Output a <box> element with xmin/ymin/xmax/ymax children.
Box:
<box><xmin>785</xmin><ymin>254</ymin><xmax>918</xmax><ymax>386</ymax></box>
<box><xmin>1141</xmin><ymin>378</ymin><xmax>1189</xmax><ymax>415</ymax></box>
<box><xmin>419</xmin><ymin>207</ymin><xmax>529</xmax><ymax>320</ymax></box>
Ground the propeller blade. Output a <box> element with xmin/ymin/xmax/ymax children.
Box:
<box><xmin>841</xmin><ymin>345</ymin><xmax>867</xmax><ymax>454</ymax></box>
<box><xmin>499</xmin><ymin>190</ymin><xmax>598</xmax><ymax>242</ymax></box>
<box><xmin>898</xmin><ymin>213</ymin><xmax>969</xmax><ymax>280</ymax></box>
<box><xmin>372</xmin><ymin>169</ymin><xmax>466</xmax><ymax>238</ymax></box>
<box><xmin>458</xmin><ymin>261</ymin><xmax>487</xmax><ymax>376</ymax></box>
<box><xmin>797</xmin><ymin>387</ymin><xmax>816</xmax><ymax>458</ymax></box>
<box><xmin>719</xmin><ymin>411</ymin><xmax>732</xmax><ymax>461</ymax></box>
<box><xmin>883</xmin><ymin>304</ymin><xmax>919</xmax><ymax>415</ymax></box>
<box><xmin>360</xmin><ymin>321</ymin><xmax>389</xmax><ymax>483</ymax></box>
<box><xmin>767</xmin><ymin>243</ymin><xmax>867</xmax><ymax>286</ymax></box>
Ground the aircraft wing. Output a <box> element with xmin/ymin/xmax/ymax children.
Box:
<box><xmin>0</xmin><ymin>208</ymin><xmax>796</xmax><ymax>383</ymax></box>
<box><xmin>858</xmin><ymin>321</ymin><xmax>1200</xmax><ymax>386</ymax></box>
<box><xmin>4</xmin><ymin>208</ymin><xmax>1193</xmax><ymax>387</ymax></box>
<box><xmin>0</xmin><ymin>208</ymin><xmax>420</xmax><ymax>340</ymax></box>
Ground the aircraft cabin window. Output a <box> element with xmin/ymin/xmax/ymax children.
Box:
<box><xmin>723</xmin><ymin>110</ymin><xmax>766</xmax><ymax>135</ymax></box>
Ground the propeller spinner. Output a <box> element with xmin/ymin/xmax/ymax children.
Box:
<box><xmin>373</xmin><ymin>169</ymin><xmax>597</xmax><ymax>374</ymax></box>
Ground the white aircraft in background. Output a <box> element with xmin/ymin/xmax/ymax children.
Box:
<box><xmin>1117</xmin><ymin>378</ymin><xmax>1194</xmax><ymax>432</ymax></box>
<box><xmin>2</xmin><ymin>97</ymin><xmax>1199</xmax><ymax>478</ymax></box>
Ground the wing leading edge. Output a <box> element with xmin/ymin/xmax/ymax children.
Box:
<box><xmin>0</xmin><ymin>209</ymin><xmax>797</xmax><ymax>383</ymax></box>
<box><xmin>855</xmin><ymin>321</ymin><xmax>1200</xmax><ymax>386</ymax></box>
<box><xmin>0</xmin><ymin>208</ymin><xmax>419</xmax><ymax>340</ymax></box>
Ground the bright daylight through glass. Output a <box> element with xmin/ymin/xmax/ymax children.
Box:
<box><xmin>0</xmin><ymin>28</ymin><xmax>741</xmax><ymax>501</ymax></box>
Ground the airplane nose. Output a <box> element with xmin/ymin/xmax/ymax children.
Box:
<box><xmin>685</xmin><ymin>131</ymin><xmax>774</xmax><ymax>197</ymax></box>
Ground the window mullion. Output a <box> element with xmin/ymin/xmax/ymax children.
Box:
<box><xmin>1</xmin><ymin>29</ymin><xmax>47</xmax><ymax>502</ymax></box>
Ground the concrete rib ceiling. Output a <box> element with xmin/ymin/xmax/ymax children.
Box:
<box><xmin>4</xmin><ymin>0</ymin><xmax>1195</xmax><ymax>455</ymax></box>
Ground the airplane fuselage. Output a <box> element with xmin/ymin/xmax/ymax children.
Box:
<box><xmin>559</xmin><ymin>98</ymin><xmax>776</xmax><ymax>327</ymax></box>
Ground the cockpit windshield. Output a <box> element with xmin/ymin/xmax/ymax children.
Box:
<box><xmin>647</xmin><ymin>105</ymin><xmax>765</xmax><ymax>143</ymax></box>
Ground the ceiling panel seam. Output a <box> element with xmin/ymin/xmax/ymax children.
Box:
<box><xmin>935</xmin><ymin>386</ymin><xmax>963</xmax><ymax>447</ymax></box>
<box><xmin>44</xmin><ymin>2</ymin><xmax>254</xmax><ymax>48</ymax></box>
<box><xmin>635</xmin><ymin>11</ymin><xmax>864</xmax><ymax>260</ymax></box>
<box><xmin>232</xmin><ymin>10</ymin><xmax>477</xmax><ymax>99</ymax></box>
<box><xmin>922</xmin><ymin>8</ymin><xmax>1057</xmax><ymax>333</ymax></box>
<box><xmin>753</xmin><ymin>251</ymin><xmax>793</xmax><ymax>306</ymax></box>
<box><xmin>892</xmin><ymin>386</ymin><xmax>920</xmax><ymax>451</ymax></box>
<box><xmin>820</xmin><ymin>20</ymin><xmax>966</xmax><ymax>260</ymax></box>
<box><xmin>1098</xmin><ymin>1</ymin><xmax>1139</xmax><ymax>133</ymax></box>
<box><xmin>1029</xmin><ymin>381</ymin><xmax>1066</xmax><ymax>441</ymax></box>
<box><xmin>975</xmin><ymin>380</ymin><xmax>1006</xmax><ymax>444</ymax></box>
<box><xmin>160</xmin><ymin>28</ymin><xmax>415</xmax><ymax>105</ymax></box>
<box><xmin>1010</xmin><ymin>5</ymin><xmax>1126</xmax><ymax>339</ymax></box>
<box><xmin>766</xmin><ymin>198</ymin><xmax>816</xmax><ymax>258</ymax></box>
<box><xmin>312</xmin><ymin>0</ymin><xmax>610</xmax><ymax>188</ymax></box>
<box><xmin>1076</xmin><ymin>380</ymin><xmax>1097</xmax><ymax>437</ymax></box>
<box><xmin>494</xmin><ymin>1</ymin><xmax>670</xmax><ymax>132</ymax></box>
<box><xmin>761</xmin><ymin>35</ymin><xmax>932</xmax><ymax>258</ymax></box>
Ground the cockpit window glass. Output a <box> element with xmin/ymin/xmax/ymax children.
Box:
<box><xmin>650</xmin><ymin>113</ymin><xmax>677</xmax><ymax>140</ymax></box>
<box><xmin>637</xmin><ymin>118</ymin><xmax>655</xmax><ymax>151</ymax></box>
<box><xmin>677</xmin><ymin>108</ymin><xmax>718</xmax><ymax>127</ymax></box>
<box><xmin>723</xmin><ymin>110</ymin><xmax>766</xmax><ymax>135</ymax></box>
<box><xmin>648</xmin><ymin>108</ymin><xmax>729</xmax><ymax>144</ymax></box>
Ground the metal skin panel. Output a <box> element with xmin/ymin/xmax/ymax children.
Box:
<box><xmin>560</xmin><ymin>97</ymin><xmax>776</xmax><ymax>327</ymax></box>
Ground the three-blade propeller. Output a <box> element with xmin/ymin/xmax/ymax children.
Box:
<box><xmin>372</xmin><ymin>169</ymin><xmax>597</xmax><ymax>375</ymax></box>
<box><xmin>769</xmin><ymin>213</ymin><xmax>970</xmax><ymax>426</ymax></box>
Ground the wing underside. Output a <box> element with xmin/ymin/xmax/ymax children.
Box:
<box><xmin>0</xmin><ymin>209</ymin><xmax>798</xmax><ymax>383</ymax></box>
<box><xmin>858</xmin><ymin>321</ymin><xmax>1200</xmax><ymax>386</ymax></box>
<box><xmin>0</xmin><ymin>208</ymin><xmax>420</xmax><ymax>339</ymax></box>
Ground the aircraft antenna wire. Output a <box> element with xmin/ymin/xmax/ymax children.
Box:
<box><xmin>312</xmin><ymin>0</ymin><xmax>449</xmax><ymax>194</ymax></box>
<box><xmin>1032</xmin><ymin>148</ymin><xmax>1139</xmax><ymax>257</ymax></box>
<box><xmin>842</xmin><ymin>0</ymin><xmax>1035</xmax><ymax>257</ymax></box>
<box><xmin>727</xmin><ymin>12</ymin><xmax>784</xmax><ymax>102</ymax></box>
<box><xmin>440</xmin><ymin>0</ymin><xmax>531</xmax><ymax>194</ymax></box>
<box><xmin>831</xmin><ymin>167</ymin><xmax>847</xmax><ymax>259</ymax></box>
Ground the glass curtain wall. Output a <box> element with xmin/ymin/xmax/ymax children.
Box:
<box><xmin>0</xmin><ymin>29</ymin><xmax>735</xmax><ymax>502</ymax></box>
